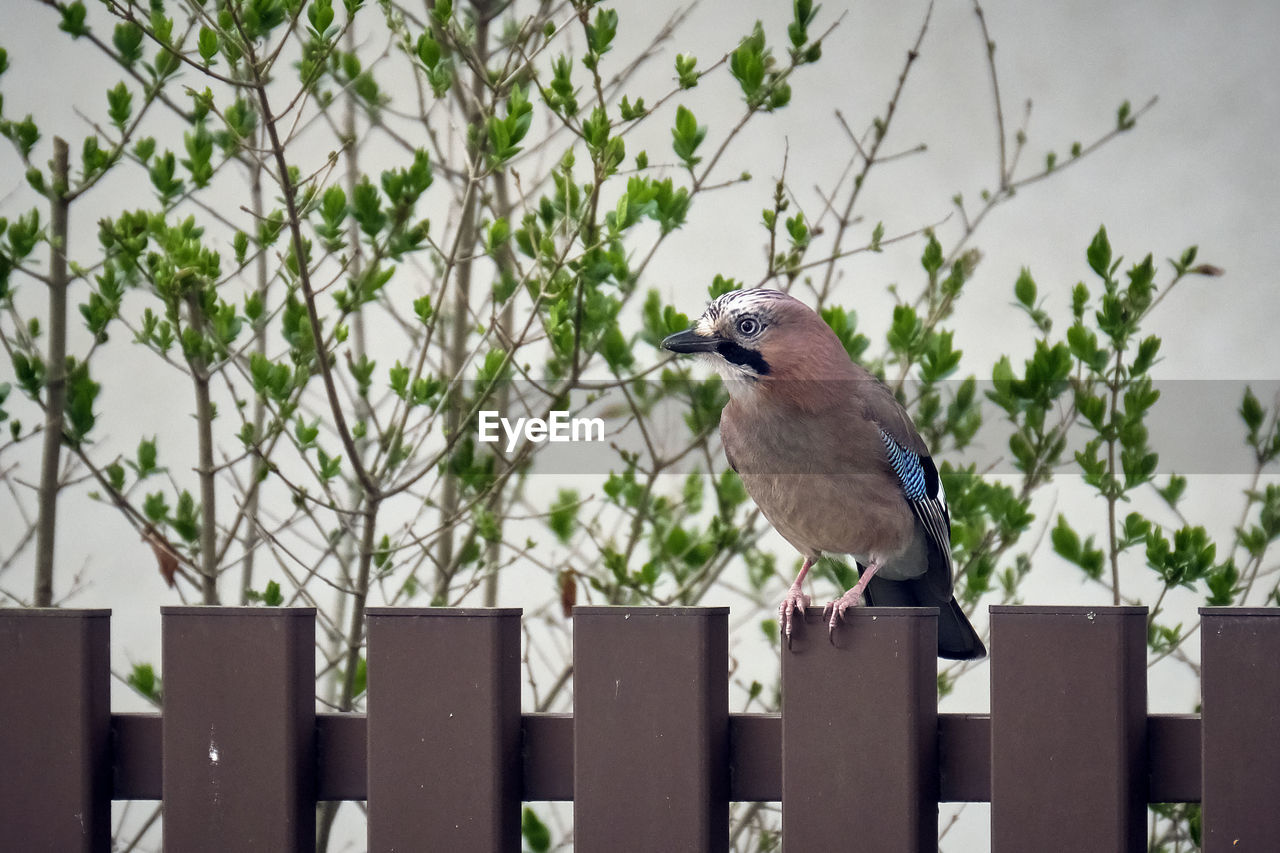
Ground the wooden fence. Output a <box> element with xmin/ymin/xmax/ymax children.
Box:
<box><xmin>1</xmin><ymin>605</ymin><xmax>1277</xmax><ymax>852</ymax></box>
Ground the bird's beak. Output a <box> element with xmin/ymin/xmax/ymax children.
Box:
<box><xmin>661</xmin><ymin>328</ymin><xmax>720</xmax><ymax>354</ymax></box>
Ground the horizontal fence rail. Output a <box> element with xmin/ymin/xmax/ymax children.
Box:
<box><xmin>1</xmin><ymin>605</ymin><xmax>1277</xmax><ymax>851</ymax></box>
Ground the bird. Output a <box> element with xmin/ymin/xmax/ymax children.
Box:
<box><xmin>661</xmin><ymin>288</ymin><xmax>986</xmax><ymax>659</ymax></box>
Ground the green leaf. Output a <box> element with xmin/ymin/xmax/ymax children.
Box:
<box><xmin>413</xmin><ymin>295</ymin><xmax>432</xmax><ymax>323</ymax></box>
<box><xmin>262</xmin><ymin>579</ymin><xmax>284</xmax><ymax>606</ymax></box>
<box><xmin>825</xmin><ymin>556</ymin><xmax>857</xmax><ymax>590</ymax></box>
<box><xmin>1121</xmin><ymin>512</ymin><xmax>1152</xmax><ymax>548</ymax></box>
<box><xmin>486</xmin><ymin>217</ymin><xmax>509</xmax><ymax>253</ymax></box>
<box><xmin>307</xmin><ymin>0</ymin><xmax>334</xmax><ymax>36</ymax></box>
<box><xmin>5</xmin><ymin>115</ymin><xmax>41</xmax><ymax>159</ymax></box>
<box><xmin>1205</xmin><ymin>560</ymin><xmax>1239</xmax><ymax>607</ymax></box>
<box><xmin>785</xmin><ymin>212</ymin><xmax>808</xmax><ymax>247</ymax></box>
<box><xmin>58</xmin><ymin>1</ymin><xmax>89</xmax><ymax>37</ymax></box>
<box><xmin>64</xmin><ymin>358</ymin><xmax>100</xmax><ymax>444</ymax></box>
<box><xmin>675</xmin><ymin>53</ymin><xmax>698</xmax><ymax>89</ymax></box>
<box><xmin>547</xmin><ymin>53</ymin><xmax>578</xmax><ymax>116</ymax></box>
<box><xmin>113</xmin><ymin>22</ymin><xmax>144</xmax><ymax>65</ymax></box>
<box><xmin>389</xmin><ymin>361</ymin><xmax>409</xmax><ymax>399</ymax></box>
<box><xmin>431</xmin><ymin>0</ymin><xmax>452</xmax><ymax>28</ymax></box>
<box><xmin>548</xmin><ymin>489</ymin><xmax>579</xmax><ymax>544</ymax></box>
<box><xmin>294</xmin><ymin>416</ymin><xmax>319</xmax><ymax>448</ymax></box>
<box><xmin>132</xmin><ymin>436</ymin><xmax>159</xmax><ymax>478</ymax></box>
<box><xmin>1129</xmin><ymin>335</ymin><xmax>1161</xmax><ymax>375</ymax></box>
<box><xmin>869</xmin><ymin>221</ymin><xmax>884</xmax><ymax>251</ymax></box>
<box><xmin>600</xmin><ymin>323</ymin><xmax>632</xmax><ymax>372</ymax></box>
<box><xmin>1066</xmin><ymin>322</ymin><xmax>1107</xmax><ymax>373</ymax></box>
<box><xmin>585</xmin><ymin>8</ymin><xmax>618</xmax><ymax>55</ymax></box>
<box><xmin>671</xmin><ymin>104</ymin><xmax>706</xmax><ymax>169</ymax></box>
<box><xmin>1014</xmin><ymin>267</ymin><xmax>1036</xmax><ymax>307</ymax></box>
<box><xmin>317</xmin><ymin>448</ymin><xmax>342</xmax><ymax>480</ymax></box>
<box><xmin>107</xmin><ymin>81</ymin><xmax>133</xmax><ymax>130</ymax></box>
<box><xmin>1147</xmin><ymin>525</ymin><xmax>1216</xmax><ymax>588</ymax></box>
<box><xmin>1071</xmin><ymin>282</ymin><xmax>1090</xmax><ymax>319</ymax></box>
<box><xmin>1074</xmin><ymin>387</ymin><xmax>1106</xmax><ymax>430</ymax></box>
<box><xmin>128</xmin><ymin>663</ymin><xmax>162</xmax><ymax>702</ymax></box>
<box><xmin>351</xmin><ymin>177</ymin><xmax>386</xmax><ymax>237</ymax></box>
<box><xmin>886</xmin><ymin>304</ymin><xmax>923</xmax><ymax>355</ymax></box>
<box><xmin>1116</xmin><ymin>99</ymin><xmax>1135</xmax><ymax>131</ymax></box>
<box><xmin>474</xmin><ymin>506</ymin><xmax>501</xmax><ymax>542</ymax></box>
<box><xmin>148</xmin><ymin>150</ymin><xmax>184</xmax><ymax>203</ymax></box>
<box><xmin>486</xmin><ymin>83</ymin><xmax>533</xmax><ymax>165</ymax></box>
<box><xmin>171</xmin><ymin>490</ymin><xmax>200</xmax><ymax>542</ymax></box>
<box><xmin>219</xmin><ymin>98</ymin><xmax>257</xmax><ymax>150</ymax></box>
<box><xmin>416</xmin><ymin>32</ymin><xmax>441</xmax><ymax>68</ymax></box>
<box><xmin>1051</xmin><ymin>514</ymin><xmax>1080</xmax><ymax>561</ymax></box>
<box><xmin>729</xmin><ymin>23</ymin><xmax>767</xmax><ymax>101</ymax></box>
<box><xmin>350</xmin><ymin>655</ymin><xmax>367</xmax><ymax>698</ymax></box>
<box><xmin>198</xmin><ymin>26</ymin><xmax>219</xmax><ymax>64</ymax></box>
<box><xmin>182</xmin><ymin>123</ymin><xmax>214</xmax><ymax>187</ymax></box>
<box><xmin>789</xmin><ymin>0</ymin><xmax>818</xmax><ymax>49</ymax></box>
<box><xmin>1241</xmin><ymin>386</ymin><xmax>1265</xmax><ymax>441</ymax></box>
<box><xmin>521</xmin><ymin>807</ymin><xmax>551</xmax><ymax>853</ymax></box>
<box><xmin>1157</xmin><ymin>474</ymin><xmax>1186</xmax><ymax>508</ymax></box>
<box><xmin>1087</xmin><ymin>225</ymin><xmax>1112</xmax><ymax>278</ymax></box>
<box><xmin>133</xmin><ymin>136</ymin><xmax>155</xmax><ymax>163</ymax></box>
<box><xmin>105</xmin><ymin>461</ymin><xmax>125</xmax><ymax>492</ymax></box>
<box><xmin>920</xmin><ymin>329</ymin><xmax>961</xmax><ymax>382</ymax></box>
<box><xmin>143</xmin><ymin>491</ymin><xmax>169</xmax><ymax>523</ymax></box>
<box><xmin>920</xmin><ymin>234</ymin><xmax>944</xmax><ymax>275</ymax></box>
<box><xmin>619</xmin><ymin>94</ymin><xmax>646</xmax><ymax>121</ymax></box>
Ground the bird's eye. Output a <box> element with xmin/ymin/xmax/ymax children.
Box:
<box><xmin>736</xmin><ymin>316</ymin><xmax>761</xmax><ymax>337</ymax></box>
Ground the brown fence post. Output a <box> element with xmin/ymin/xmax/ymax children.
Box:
<box><xmin>573</xmin><ymin>606</ymin><xmax>729</xmax><ymax>852</ymax></box>
<box><xmin>365</xmin><ymin>607</ymin><xmax>522</xmax><ymax>852</ymax></box>
<box><xmin>0</xmin><ymin>609</ymin><xmax>111</xmax><ymax>852</ymax></box>
<box><xmin>780</xmin><ymin>606</ymin><xmax>938</xmax><ymax>852</ymax></box>
<box><xmin>990</xmin><ymin>605</ymin><xmax>1147</xmax><ymax>852</ymax></box>
<box><xmin>1200</xmin><ymin>607</ymin><xmax>1280</xmax><ymax>851</ymax></box>
<box><xmin>161</xmin><ymin>607</ymin><xmax>315</xmax><ymax>852</ymax></box>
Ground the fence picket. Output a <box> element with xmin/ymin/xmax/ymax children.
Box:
<box><xmin>0</xmin><ymin>609</ymin><xmax>110</xmax><ymax>851</ymax></box>
<box><xmin>1200</xmin><ymin>607</ymin><xmax>1280</xmax><ymax>851</ymax></box>
<box><xmin>365</xmin><ymin>607</ymin><xmax>522</xmax><ymax>852</ymax></box>
<box><xmin>991</xmin><ymin>606</ymin><xmax>1147</xmax><ymax>852</ymax></box>
<box><xmin>573</xmin><ymin>606</ymin><xmax>729</xmax><ymax>852</ymax></box>
<box><xmin>781</xmin><ymin>606</ymin><xmax>939</xmax><ymax>852</ymax></box>
<box><xmin>161</xmin><ymin>606</ymin><xmax>316</xmax><ymax>852</ymax></box>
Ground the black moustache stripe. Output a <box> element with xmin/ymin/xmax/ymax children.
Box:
<box><xmin>716</xmin><ymin>341</ymin><xmax>771</xmax><ymax>375</ymax></box>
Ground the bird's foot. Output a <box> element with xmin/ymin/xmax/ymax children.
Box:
<box><xmin>777</xmin><ymin>583</ymin><xmax>812</xmax><ymax>649</ymax></box>
<box><xmin>822</xmin><ymin>587</ymin><xmax>867</xmax><ymax>644</ymax></box>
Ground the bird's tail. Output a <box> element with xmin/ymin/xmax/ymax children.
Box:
<box><xmin>863</xmin><ymin>574</ymin><xmax>986</xmax><ymax>660</ymax></box>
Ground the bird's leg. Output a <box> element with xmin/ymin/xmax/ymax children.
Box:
<box><xmin>823</xmin><ymin>559</ymin><xmax>883</xmax><ymax>642</ymax></box>
<box><xmin>778</xmin><ymin>557</ymin><xmax>814</xmax><ymax>649</ymax></box>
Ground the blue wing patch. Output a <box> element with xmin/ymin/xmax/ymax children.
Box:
<box><xmin>879</xmin><ymin>428</ymin><xmax>952</xmax><ymax>575</ymax></box>
<box><xmin>879</xmin><ymin>429</ymin><xmax>928</xmax><ymax>500</ymax></box>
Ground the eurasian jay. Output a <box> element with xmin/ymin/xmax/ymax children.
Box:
<box><xmin>662</xmin><ymin>288</ymin><xmax>986</xmax><ymax>659</ymax></box>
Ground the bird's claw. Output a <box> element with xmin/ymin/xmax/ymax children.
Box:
<box><xmin>823</xmin><ymin>588</ymin><xmax>865</xmax><ymax>644</ymax></box>
<box><xmin>778</xmin><ymin>584</ymin><xmax>811</xmax><ymax>650</ymax></box>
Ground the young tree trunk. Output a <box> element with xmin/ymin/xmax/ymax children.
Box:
<box><xmin>239</xmin><ymin>151</ymin><xmax>269</xmax><ymax>604</ymax></box>
<box><xmin>192</xmin><ymin>363</ymin><xmax>220</xmax><ymax>605</ymax></box>
<box><xmin>434</xmin><ymin>9</ymin><xmax>491</xmax><ymax>603</ymax></box>
<box><xmin>33</xmin><ymin>137</ymin><xmax>70</xmax><ymax>607</ymax></box>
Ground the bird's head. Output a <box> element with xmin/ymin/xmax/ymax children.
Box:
<box><xmin>661</xmin><ymin>289</ymin><xmax>851</xmax><ymax>396</ymax></box>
